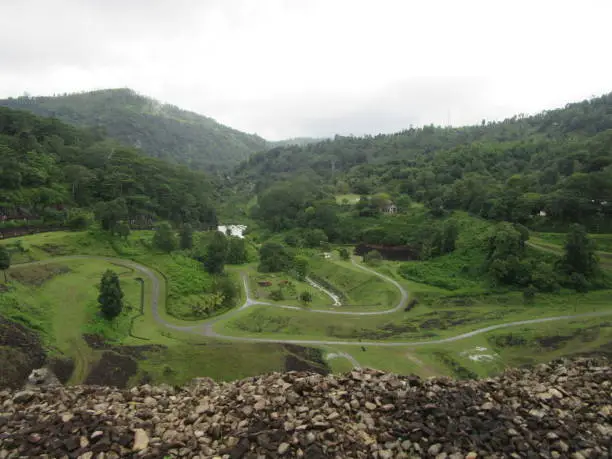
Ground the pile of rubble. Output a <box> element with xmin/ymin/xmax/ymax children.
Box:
<box><xmin>0</xmin><ymin>358</ymin><xmax>610</xmax><ymax>458</ymax></box>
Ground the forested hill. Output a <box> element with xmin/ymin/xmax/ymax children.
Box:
<box><xmin>0</xmin><ymin>89</ymin><xmax>268</xmax><ymax>171</ymax></box>
<box><xmin>234</xmin><ymin>92</ymin><xmax>612</xmax><ymax>231</ymax></box>
<box><xmin>0</xmin><ymin>106</ymin><xmax>218</xmax><ymax>228</ymax></box>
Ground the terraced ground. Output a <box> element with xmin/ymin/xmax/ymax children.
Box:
<box><xmin>1</xmin><ymin>230</ymin><xmax>612</xmax><ymax>386</ymax></box>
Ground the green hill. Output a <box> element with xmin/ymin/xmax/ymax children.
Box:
<box><xmin>234</xmin><ymin>92</ymin><xmax>612</xmax><ymax>232</ymax></box>
<box><xmin>0</xmin><ymin>89</ymin><xmax>269</xmax><ymax>171</ymax></box>
<box><xmin>0</xmin><ymin>106</ymin><xmax>217</xmax><ymax>228</ymax></box>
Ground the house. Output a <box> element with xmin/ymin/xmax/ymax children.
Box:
<box><xmin>382</xmin><ymin>203</ymin><xmax>398</xmax><ymax>214</ymax></box>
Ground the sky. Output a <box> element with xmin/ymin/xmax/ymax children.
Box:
<box><xmin>1</xmin><ymin>0</ymin><xmax>611</xmax><ymax>140</ymax></box>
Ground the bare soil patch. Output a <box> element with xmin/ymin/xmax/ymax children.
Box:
<box><xmin>0</xmin><ymin>316</ymin><xmax>46</xmax><ymax>388</ymax></box>
<box><xmin>84</xmin><ymin>351</ymin><xmax>138</xmax><ymax>387</ymax></box>
<box><xmin>283</xmin><ymin>344</ymin><xmax>330</xmax><ymax>374</ymax></box>
<box><xmin>9</xmin><ymin>263</ymin><xmax>71</xmax><ymax>286</ymax></box>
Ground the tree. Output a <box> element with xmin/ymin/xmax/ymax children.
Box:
<box><xmin>300</xmin><ymin>290</ymin><xmax>313</xmax><ymax>304</ymax></box>
<box><xmin>66</xmin><ymin>209</ymin><xmax>93</xmax><ymax>230</ymax></box>
<box><xmin>179</xmin><ymin>223</ymin><xmax>193</xmax><ymax>250</ymax></box>
<box><xmin>0</xmin><ymin>247</ymin><xmax>10</xmax><ymax>283</ymax></box>
<box><xmin>227</xmin><ymin>237</ymin><xmax>248</xmax><ymax>264</ymax></box>
<box><xmin>259</xmin><ymin>242</ymin><xmax>293</xmax><ymax>273</ymax></box>
<box><xmin>293</xmin><ymin>256</ymin><xmax>309</xmax><ymax>280</ymax></box>
<box><xmin>152</xmin><ymin>222</ymin><xmax>177</xmax><ymax>252</ymax></box>
<box><xmin>94</xmin><ymin>198</ymin><xmax>128</xmax><ymax>234</ymax></box>
<box><xmin>559</xmin><ymin>224</ymin><xmax>599</xmax><ymax>281</ymax></box>
<box><xmin>338</xmin><ymin>248</ymin><xmax>350</xmax><ymax>260</ymax></box>
<box><xmin>523</xmin><ymin>285</ymin><xmax>537</xmax><ymax>305</ymax></box>
<box><xmin>212</xmin><ymin>275</ymin><xmax>238</xmax><ymax>308</ymax></box>
<box><xmin>98</xmin><ymin>270</ymin><xmax>124</xmax><ymax>319</ymax></box>
<box><xmin>364</xmin><ymin>250</ymin><xmax>383</xmax><ymax>266</ymax></box>
<box><xmin>485</xmin><ymin>222</ymin><xmax>531</xmax><ymax>286</ymax></box>
<box><xmin>116</xmin><ymin>222</ymin><xmax>131</xmax><ymax>240</ymax></box>
<box><xmin>204</xmin><ymin>231</ymin><xmax>228</xmax><ymax>274</ymax></box>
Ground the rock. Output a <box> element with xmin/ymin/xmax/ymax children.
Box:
<box><xmin>132</xmin><ymin>428</ymin><xmax>149</xmax><ymax>451</ymax></box>
<box><xmin>0</xmin><ymin>358</ymin><xmax>608</xmax><ymax>459</ymax></box>
<box><xmin>12</xmin><ymin>390</ymin><xmax>35</xmax><ymax>403</ymax></box>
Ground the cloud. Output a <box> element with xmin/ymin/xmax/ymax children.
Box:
<box><xmin>1</xmin><ymin>0</ymin><xmax>611</xmax><ymax>139</ymax></box>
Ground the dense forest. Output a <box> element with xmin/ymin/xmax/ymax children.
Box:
<box><xmin>0</xmin><ymin>89</ymin><xmax>268</xmax><ymax>171</ymax></box>
<box><xmin>235</xmin><ymin>93</ymin><xmax>612</xmax><ymax>232</ymax></box>
<box><xmin>0</xmin><ymin>107</ymin><xmax>218</xmax><ymax>230</ymax></box>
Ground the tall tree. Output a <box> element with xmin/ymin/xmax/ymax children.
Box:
<box><xmin>152</xmin><ymin>222</ymin><xmax>178</xmax><ymax>252</ymax></box>
<box><xmin>258</xmin><ymin>242</ymin><xmax>293</xmax><ymax>273</ymax></box>
<box><xmin>560</xmin><ymin>224</ymin><xmax>599</xmax><ymax>280</ymax></box>
<box><xmin>179</xmin><ymin>223</ymin><xmax>193</xmax><ymax>250</ymax></box>
<box><xmin>94</xmin><ymin>198</ymin><xmax>128</xmax><ymax>234</ymax></box>
<box><xmin>204</xmin><ymin>231</ymin><xmax>228</xmax><ymax>274</ymax></box>
<box><xmin>98</xmin><ymin>270</ymin><xmax>124</xmax><ymax>319</ymax></box>
<box><xmin>226</xmin><ymin>237</ymin><xmax>247</xmax><ymax>264</ymax></box>
<box><xmin>0</xmin><ymin>247</ymin><xmax>10</xmax><ymax>283</ymax></box>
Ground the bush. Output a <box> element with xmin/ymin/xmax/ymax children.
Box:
<box><xmin>66</xmin><ymin>209</ymin><xmax>93</xmax><ymax>230</ymax></box>
<box><xmin>364</xmin><ymin>250</ymin><xmax>383</xmax><ymax>266</ymax></box>
<box><xmin>300</xmin><ymin>290</ymin><xmax>313</xmax><ymax>304</ymax></box>
<box><xmin>523</xmin><ymin>285</ymin><xmax>537</xmax><ymax>304</ymax></box>
<box><xmin>269</xmin><ymin>289</ymin><xmax>285</xmax><ymax>301</ymax></box>
<box><xmin>338</xmin><ymin>248</ymin><xmax>350</xmax><ymax>260</ymax></box>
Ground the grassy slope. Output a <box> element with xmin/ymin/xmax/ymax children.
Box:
<box><xmin>0</xmin><ymin>231</ymin><xmax>312</xmax><ymax>385</ymax></box>
<box><xmin>3</xmin><ymin>227</ymin><xmax>612</xmax><ymax>383</ymax></box>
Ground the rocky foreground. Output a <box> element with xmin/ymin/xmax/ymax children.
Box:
<box><xmin>0</xmin><ymin>358</ymin><xmax>611</xmax><ymax>458</ymax></box>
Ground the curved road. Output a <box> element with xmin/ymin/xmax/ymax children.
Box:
<box><xmin>15</xmin><ymin>255</ymin><xmax>612</xmax><ymax>349</ymax></box>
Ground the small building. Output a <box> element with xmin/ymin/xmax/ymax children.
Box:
<box><xmin>382</xmin><ymin>203</ymin><xmax>398</xmax><ymax>214</ymax></box>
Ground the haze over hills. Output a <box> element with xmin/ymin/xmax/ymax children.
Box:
<box><xmin>0</xmin><ymin>89</ymin><xmax>270</xmax><ymax>171</ymax></box>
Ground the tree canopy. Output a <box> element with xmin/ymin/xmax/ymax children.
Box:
<box><xmin>0</xmin><ymin>106</ymin><xmax>218</xmax><ymax>229</ymax></box>
<box><xmin>0</xmin><ymin>89</ymin><xmax>268</xmax><ymax>171</ymax></box>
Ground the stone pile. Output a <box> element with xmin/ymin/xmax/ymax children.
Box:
<box><xmin>0</xmin><ymin>358</ymin><xmax>610</xmax><ymax>458</ymax></box>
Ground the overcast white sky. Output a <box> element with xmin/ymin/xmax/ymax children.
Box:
<box><xmin>1</xmin><ymin>0</ymin><xmax>611</xmax><ymax>140</ymax></box>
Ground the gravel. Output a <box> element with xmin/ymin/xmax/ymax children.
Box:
<box><xmin>0</xmin><ymin>358</ymin><xmax>610</xmax><ymax>458</ymax></box>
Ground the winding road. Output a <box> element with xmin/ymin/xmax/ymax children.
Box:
<box><xmin>15</xmin><ymin>256</ymin><xmax>612</xmax><ymax>352</ymax></box>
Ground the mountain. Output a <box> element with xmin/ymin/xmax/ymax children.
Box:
<box><xmin>234</xmin><ymin>92</ymin><xmax>612</xmax><ymax>232</ymax></box>
<box><xmin>0</xmin><ymin>89</ymin><xmax>269</xmax><ymax>171</ymax></box>
<box><xmin>0</xmin><ymin>106</ymin><xmax>217</xmax><ymax>228</ymax></box>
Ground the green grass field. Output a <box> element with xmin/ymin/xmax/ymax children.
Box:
<box><xmin>309</xmin><ymin>259</ymin><xmax>400</xmax><ymax>310</ymax></box>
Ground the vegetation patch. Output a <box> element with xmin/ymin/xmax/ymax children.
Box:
<box><xmin>83</xmin><ymin>351</ymin><xmax>138</xmax><ymax>387</ymax></box>
<box><xmin>283</xmin><ymin>344</ymin><xmax>329</xmax><ymax>374</ymax></box>
<box><xmin>9</xmin><ymin>263</ymin><xmax>71</xmax><ymax>286</ymax></box>
<box><xmin>431</xmin><ymin>351</ymin><xmax>478</xmax><ymax>380</ymax></box>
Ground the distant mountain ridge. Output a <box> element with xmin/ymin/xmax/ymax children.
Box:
<box><xmin>0</xmin><ymin>88</ymin><xmax>269</xmax><ymax>171</ymax></box>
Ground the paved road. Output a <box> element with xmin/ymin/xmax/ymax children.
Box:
<box><xmin>14</xmin><ymin>256</ymin><xmax>612</xmax><ymax>350</ymax></box>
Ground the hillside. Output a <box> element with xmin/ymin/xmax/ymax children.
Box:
<box><xmin>0</xmin><ymin>89</ymin><xmax>269</xmax><ymax>171</ymax></box>
<box><xmin>0</xmin><ymin>106</ymin><xmax>218</xmax><ymax>228</ymax></box>
<box><xmin>234</xmin><ymin>92</ymin><xmax>612</xmax><ymax>232</ymax></box>
<box><xmin>1</xmin><ymin>359</ymin><xmax>610</xmax><ymax>458</ymax></box>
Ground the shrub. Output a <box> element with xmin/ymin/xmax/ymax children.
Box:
<box><xmin>364</xmin><ymin>250</ymin><xmax>383</xmax><ymax>266</ymax></box>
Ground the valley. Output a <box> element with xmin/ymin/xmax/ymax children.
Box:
<box><xmin>1</xmin><ymin>89</ymin><xmax>612</xmax><ymax>390</ymax></box>
<box><xmin>2</xmin><ymin>226</ymin><xmax>611</xmax><ymax>388</ymax></box>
